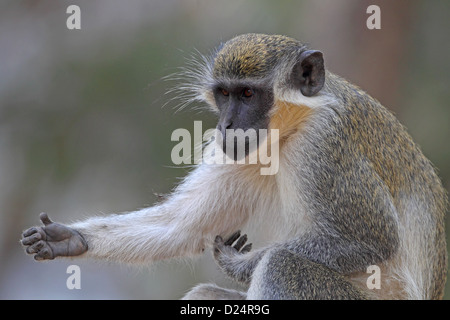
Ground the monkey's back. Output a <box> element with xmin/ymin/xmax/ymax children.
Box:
<box><xmin>324</xmin><ymin>72</ymin><xmax>447</xmax><ymax>299</ymax></box>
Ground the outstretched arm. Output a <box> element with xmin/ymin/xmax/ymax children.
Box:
<box><xmin>22</xmin><ymin>164</ymin><xmax>260</xmax><ymax>264</ymax></box>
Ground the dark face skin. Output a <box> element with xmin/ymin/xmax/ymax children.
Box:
<box><xmin>213</xmin><ymin>83</ymin><xmax>274</xmax><ymax>161</ymax></box>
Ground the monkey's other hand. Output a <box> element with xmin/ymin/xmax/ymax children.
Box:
<box><xmin>213</xmin><ymin>230</ymin><xmax>252</xmax><ymax>264</ymax></box>
<box><xmin>21</xmin><ymin>213</ymin><xmax>88</xmax><ymax>261</ymax></box>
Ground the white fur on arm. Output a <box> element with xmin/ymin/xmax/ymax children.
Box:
<box><xmin>69</xmin><ymin>164</ymin><xmax>254</xmax><ymax>264</ymax></box>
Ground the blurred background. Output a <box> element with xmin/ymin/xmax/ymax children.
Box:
<box><xmin>0</xmin><ymin>0</ymin><xmax>449</xmax><ymax>299</ymax></box>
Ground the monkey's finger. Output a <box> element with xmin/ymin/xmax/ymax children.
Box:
<box><xmin>26</xmin><ymin>240</ymin><xmax>45</xmax><ymax>254</ymax></box>
<box><xmin>224</xmin><ymin>231</ymin><xmax>241</xmax><ymax>246</ymax></box>
<box><xmin>241</xmin><ymin>243</ymin><xmax>252</xmax><ymax>254</ymax></box>
<box><xmin>214</xmin><ymin>235</ymin><xmax>224</xmax><ymax>244</ymax></box>
<box><xmin>22</xmin><ymin>227</ymin><xmax>39</xmax><ymax>238</ymax></box>
<box><xmin>34</xmin><ymin>247</ymin><xmax>54</xmax><ymax>261</ymax></box>
<box><xmin>21</xmin><ymin>231</ymin><xmax>42</xmax><ymax>246</ymax></box>
<box><xmin>233</xmin><ymin>234</ymin><xmax>248</xmax><ymax>251</ymax></box>
<box><xmin>39</xmin><ymin>212</ymin><xmax>53</xmax><ymax>226</ymax></box>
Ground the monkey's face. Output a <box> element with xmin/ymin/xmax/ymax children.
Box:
<box><xmin>205</xmin><ymin>34</ymin><xmax>326</xmax><ymax>161</ymax></box>
<box><xmin>213</xmin><ymin>84</ymin><xmax>274</xmax><ymax>161</ymax></box>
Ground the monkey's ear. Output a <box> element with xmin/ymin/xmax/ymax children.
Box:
<box><xmin>291</xmin><ymin>50</ymin><xmax>325</xmax><ymax>97</ymax></box>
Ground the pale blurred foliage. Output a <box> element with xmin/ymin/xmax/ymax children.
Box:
<box><xmin>0</xmin><ymin>0</ymin><xmax>449</xmax><ymax>299</ymax></box>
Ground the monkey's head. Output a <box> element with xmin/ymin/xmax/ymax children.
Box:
<box><xmin>188</xmin><ymin>34</ymin><xmax>326</xmax><ymax>160</ymax></box>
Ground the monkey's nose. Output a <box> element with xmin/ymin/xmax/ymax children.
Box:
<box><xmin>218</xmin><ymin>121</ymin><xmax>233</xmax><ymax>137</ymax></box>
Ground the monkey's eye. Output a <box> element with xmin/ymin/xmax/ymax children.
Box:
<box><xmin>243</xmin><ymin>88</ymin><xmax>254</xmax><ymax>98</ymax></box>
<box><xmin>220</xmin><ymin>88</ymin><xmax>229</xmax><ymax>96</ymax></box>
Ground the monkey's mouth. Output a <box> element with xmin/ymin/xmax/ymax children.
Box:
<box><xmin>219</xmin><ymin>130</ymin><xmax>260</xmax><ymax>162</ymax></box>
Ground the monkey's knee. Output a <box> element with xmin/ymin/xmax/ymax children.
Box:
<box><xmin>182</xmin><ymin>283</ymin><xmax>246</xmax><ymax>300</ymax></box>
<box><xmin>248</xmin><ymin>249</ymin><xmax>366</xmax><ymax>300</ymax></box>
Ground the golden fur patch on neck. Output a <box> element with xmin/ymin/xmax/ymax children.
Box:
<box><xmin>269</xmin><ymin>101</ymin><xmax>313</xmax><ymax>144</ymax></box>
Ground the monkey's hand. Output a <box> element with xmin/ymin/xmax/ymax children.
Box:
<box><xmin>21</xmin><ymin>213</ymin><xmax>88</xmax><ymax>261</ymax></box>
<box><xmin>213</xmin><ymin>231</ymin><xmax>252</xmax><ymax>265</ymax></box>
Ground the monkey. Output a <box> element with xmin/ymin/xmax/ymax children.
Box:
<box><xmin>21</xmin><ymin>33</ymin><xmax>447</xmax><ymax>300</ymax></box>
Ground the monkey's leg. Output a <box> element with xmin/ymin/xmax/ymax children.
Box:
<box><xmin>182</xmin><ymin>283</ymin><xmax>246</xmax><ymax>300</ymax></box>
<box><xmin>247</xmin><ymin>248</ymin><xmax>366</xmax><ymax>300</ymax></box>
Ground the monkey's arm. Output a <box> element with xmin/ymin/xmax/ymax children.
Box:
<box><xmin>291</xmin><ymin>157</ymin><xmax>400</xmax><ymax>275</ymax></box>
<box><xmin>295</xmin><ymin>157</ymin><xmax>400</xmax><ymax>274</ymax></box>
<box><xmin>22</xmin><ymin>165</ymin><xmax>253</xmax><ymax>264</ymax></box>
